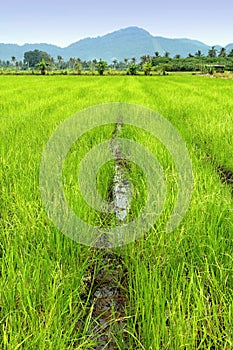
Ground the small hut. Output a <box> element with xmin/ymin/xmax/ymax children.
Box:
<box><xmin>206</xmin><ymin>64</ymin><xmax>225</xmax><ymax>73</ymax></box>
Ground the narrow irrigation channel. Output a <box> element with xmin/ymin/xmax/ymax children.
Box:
<box><xmin>89</xmin><ymin>117</ymin><xmax>132</xmax><ymax>349</ymax></box>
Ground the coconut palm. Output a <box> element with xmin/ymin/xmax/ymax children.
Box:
<box><xmin>140</xmin><ymin>55</ymin><xmax>147</xmax><ymax>65</ymax></box>
<box><xmin>37</xmin><ymin>58</ymin><xmax>49</xmax><ymax>75</ymax></box>
<box><xmin>195</xmin><ymin>50</ymin><xmax>202</xmax><ymax>57</ymax></box>
<box><xmin>92</xmin><ymin>59</ymin><xmax>97</xmax><ymax>67</ymax></box>
<box><xmin>57</xmin><ymin>55</ymin><xmax>63</xmax><ymax>69</ymax></box>
<box><xmin>68</xmin><ymin>57</ymin><xmax>75</xmax><ymax>70</ymax></box>
<box><xmin>131</xmin><ymin>57</ymin><xmax>136</xmax><ymax>64</ymax></box>
<box><xmin>228</xmin><ymin>49</ymin><xmax>233</xmax><ymax>57</ymax></box>
<box><xmin>208</xmin><ymin>46</ymin><xmax>217</xmax><ymax>58</ymax></box>
<box><xmin>113</xmin><ymin>59</ymin><xmax>117</xmax><ymax>70</ymax></box>
<box><xmin>219</xmin><ymin>48</ymin><xmax>226</xmax><ymax>57</ymax></box>
<box><xmin>11</xmin><ymin>56</ymin><xmax>16</xmax><ymax>66</ymax></box>
<box><xmin>143</xmin><ymin>62</ymin><xmax>153</xmax><ymax>75</ymax></box>
<box><xmin>124</xmin><ymin>58</ymin><xmax>128</xmax><ymax>71</ymax></box>
<box><xmin>97</xmin><ymin>58</ymin><xmax>107</xmax><ymax>75</ymax></box>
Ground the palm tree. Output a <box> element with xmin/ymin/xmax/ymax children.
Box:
<box><xmin>48</xmin><ymin>57</ymin><xmax>54</xmax><ymax>70</ymax></box>
<box><xmin>195</xmin><ymin>50</ymin><xmax>202</xmax><ymax>57</ymax></box>
<box><xmin>92</xmin><ymin>59</ymin><xmax>97</xmax><ymax>67</ymax></box>
<box><xmin>69</xmin><ymin>57</ymin><xmax>75</xmax><ymax>70</ymax></box>
<box><xmin>219</xmin><ymin>47</ymin><xmax>226</xmax><ymax>57</ymax></box>
<box><xmin>208</xmin><ymin>46</ymin><xmax>217</xmax><ymax>58</ymax></box>
<box><xmin>11</xmin><ymin>56</ymin><xmax>16</xmax><ymax>66</ymax></box>
<box><xmin>143</xmin><ymin>62</ymin><xmax>153</xmax><ymax>76</ymax></box>
<box><xmin>124</xmin><ymin>58</ymin><xmax>128</xmax><ymax>70</ymax></box>
<box><xmin>37</xmin><ymin>58</ymin><xmax>49</xmax><ymax>75</ymax></box>
<box><xmin>164</xmin><ymin>52</ymin><xmax>170</xmax><ymax>58</ymax></box>
<box><xmin>113</xmin><ymin>59</ymin><xmax>117</xmax><ymax>70</ymax></box>
<box><xmin>82</xmin><ymin>60</ymin><xmax>89</xmax><ymax>70</ymax></box>
<box><xmin>154</xmin><ymin>51</ymin><xmax>160</xmax><ymax>58</ymax></box>
<box><xmin>140</xmin><ymin>55</ymin><xmax>147</xmax><ymax>65</ymax></box>
<box><xmin>57</xmin><ymin>55</ymin><xmax>63</xmax><ymax>69</ymax></box>
<box><xmin>74</xmin><ymin>60</ymin><xmax>82</xmax><ymax>74</ymax></box>
<box><xmin>228</xmin><ymin>49</ymin><xmax>233</xmax><ymax>57</ymax></box>
<box><xmin>128</xmin><ymin>63</ymin><xmax>137</xmax><ymax>75</ymax></box>
<box><xmin>97</xmin><ymin>58</ymin><xmax>107</xmax><ymax>75</ymax></box>
<box><xmin>131</xmin><ymin>57</ymin><xmax>136</xmax><ymax>64</ymax></box>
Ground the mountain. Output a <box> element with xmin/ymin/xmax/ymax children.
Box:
<box><xmin>0</xmin><ymin>27</ymin><xmax>231</xmax><ymax>63</ymax></box>
<box><xmin>225</xmin><ymin>43</ymin><xmax>233</xmax><ymax>51</ymax></box>
<box><xmin>0</xmin><ymin>43</ymin><xmax>62</xmax><ymax>62</ymax></box>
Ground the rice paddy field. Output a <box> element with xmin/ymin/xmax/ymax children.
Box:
<box><xmin>1</xmin><ymin>75</ymin><xmax>233</xmax><ymax>349</ymax></box>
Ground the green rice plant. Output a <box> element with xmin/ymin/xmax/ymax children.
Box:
<box><xmin>1</xmin><ymin>75</ymin><xmax>232</xmax><ymax>349</ymax></box>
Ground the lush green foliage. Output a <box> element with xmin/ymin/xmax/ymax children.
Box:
<box><xmin>96</xmin><ymin>58</ymin><xmax>107</xmax><ymax>75</ymax></box>
<box><xmin>127</xmin><ymin>63</ymin><xmax>137</xmax><ymax>75</ymax></box>
<box><xmin>1</xmin><ymin>46</ymin><xmax>233</xmax><ymax>74</ymax></box>
<box><xmin>36</xmin><ymin>58</ymin><xmax>49</xmax><ymax>75</ymax></box>
<box><xmin>1</xmin><ymin>75</ymin><xmax>233</xmax><ymax>349</ymax></box>
<box><xmin>24</xmin><ymin>49</ymin><xmax>52</xmax><ymax>68</ymax></box>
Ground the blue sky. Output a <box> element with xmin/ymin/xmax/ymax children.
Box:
<box><xmin>0</xmin><ymin>0</ymin><xmax>232</xmax><ymax>46</ymax></box>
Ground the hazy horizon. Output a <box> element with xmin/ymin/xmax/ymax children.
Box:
<box><xmin>1</xmin><ymin>0</ymin><xmax>232</xmax><ymax>47</ymax></box>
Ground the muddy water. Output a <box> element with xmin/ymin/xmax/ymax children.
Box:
<box><xmin>90</xmin><ymin>117</ymin><xmax>131</xmax><ymax>349</ymax></box>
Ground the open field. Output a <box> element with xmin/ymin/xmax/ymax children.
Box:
<box><xmin>1</xmin><ymin>75</ymin><xmax>233</xmax><ymax>349</ymax></box>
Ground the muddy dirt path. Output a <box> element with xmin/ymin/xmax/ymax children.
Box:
<box><xmin>90</xmin><ymin>117</ymin><xmax>131</xmax><ymax>349</ymax></box>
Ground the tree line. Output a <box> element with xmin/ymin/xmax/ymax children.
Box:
<box><xmin>1</xmin><ymin>46</ymin><xmax>233</xmax><ymax>75</ymax></box>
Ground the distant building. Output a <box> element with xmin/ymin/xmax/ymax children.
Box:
<box><xmin>206</xmin><ymin>64</ymin><xmax>225</xmax><ymax>73</ymax></box>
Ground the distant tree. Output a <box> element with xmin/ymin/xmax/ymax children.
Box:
<box><xmin>127</xmin><ymin>63</ymin><xmax>137</xmax><ymax>75</ymax></box>
<box><xmin>57</xmin><ymin>55</ymin><xmax>63</xmax><ymax>69</ymax></box>
<box><xmin>155</xmin><ymin>63</ymin><xmax>171</xmax><ymax>75</ymax></box>
<box><xmin>219</xmin><ymin>47</ymin><xmax>226</xmax><ymax>57</ymax></box>
<box><xmin>143</xmin><ymin>61</ymin><xmax>153</xmax><ymax>75</ymax></box>
<box><xmin>113</xmin><ymin>58</ymin><xmax>117</xmax><ymax>69</ymax></box>
<box><xmin>164</xmin><ymin>51</ymin><xmax>170</xmax><ymax>58</ymax></box>
<box><xmin>11</xmin><ymin>56</ymin><xmax>16</xmax><ymax>66</ymax></box>
<box><xmin>88</xmin><ymin>59</ymin><xmax>96</xmax><ymax>74</ymax></box>
<box><xmin>97</xmin><ymin>58</ymin><xmax>107</xmax><ymax>75</ymax></box>
<box><xmin>174</xmin><ymin>54</ymin><xmax>181</xmax><ymax>59</ymax></box>
<box><xmin>68</xmin><ymin>57</ymin><xmax>75</xmax><ymax>70</ymax></box>
<box><xmin>228</xmin><ymin>49</ymin><xmax>233</xmax><ymax>57</ymax></box>
<box><xmin>74</xmin><ymin>60</ymin><xmax>82</xmax><ymax>74</ymax></box>
<box><xmin>142</xmin><ymin>55</ymin><xmax>151</xmax><ymax>63</ymax></box>
<box><xmin>37</xmin><ymin>58</ymin><xmax>49</xmax><ymax>75</ymax></box>
<box><xmin>188</xmin><ymin>53</ymin><xmax>194</xmax><ymax>58</ymax></box>
<box><xmin>195</xmin><ymin>50</ymin><xmax>202</xmax><ymax>57</ymax></box>
<box><xmin>208</xmin><ymin>46</ymin><xmax>217</xmax><ymax>58</ymax></box>
<box><xmin>92</xmin><ymin>58</ymin><xmax>97</xmax><ymax>67</ymax></box>
<box><xmin>124</xmin><ymin>58</ymin><xmax>128</xmax><ymax>70</ymax></box>
<box><xmin>18</xmin><ymin>60</ymin><xmax>23</xmax><ymax>69</ymax></box>
<box><xmin>89</xmin><ymin>62</ymin><xmax>96</xmax><ymax>75</ymax></box>
<box><xmin>24</xmin><ymin>50</ymin><xmax>51</xmax><ymax>68</ymax></box>
<box><xmin>48</xmin><ymin>57</ymin><xmax>55</xmax><ymax>69</ymax></box>
<box><xmin>82</xmin><ymin>60</ymin><xmax>89</xmax><ymax>70</ymax></box>
<box><xmin>154</xmin><ymin>51</ymin><xmax>160</xmax><ymax>58</ymax></box>
<box><xmin>131</xmin><ymin>57</ymin><xmax>136</xmax><ymax>64</ymax></box>
<box><xmin>140</xmin><ymin>55</ymin><xmax>148</xmax><ymax>65</ymax></box>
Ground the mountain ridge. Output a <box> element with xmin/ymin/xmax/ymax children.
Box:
<box><xmin>0</xmin><ymin>26</ymin><xmax>232</xmax><ymax>62</ymax></box>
